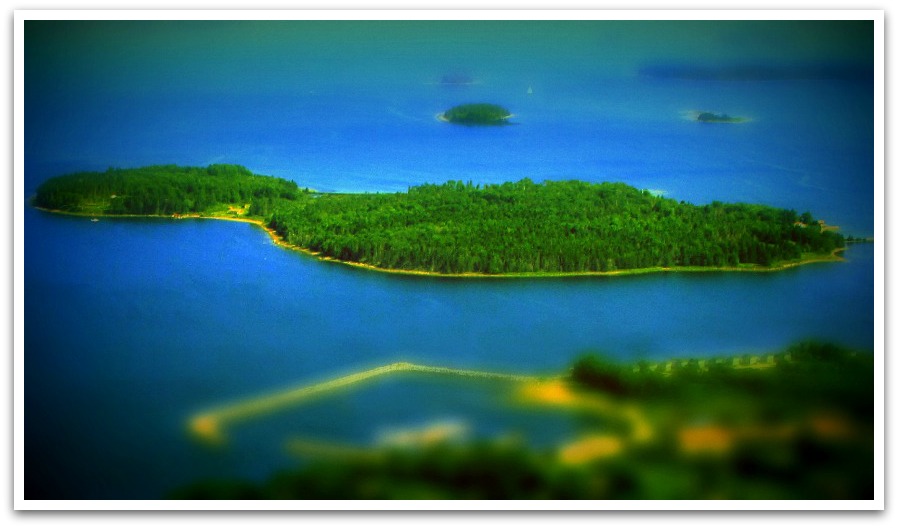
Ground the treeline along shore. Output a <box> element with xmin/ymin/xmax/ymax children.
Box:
<box><xmin>33</xmin><ymin>164</ymin><xmax>846</xmax><ymax>276</ymax></box>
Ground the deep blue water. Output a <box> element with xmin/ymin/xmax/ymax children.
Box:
<box><xmin>24</xmin><ymin>208</ymin><xmax>874</xmax><ymax>499</ymax></box>
<box><xmin>23</xmin><ymin>20</ymin><xmax>875</xmax><ymax>499</ymax></box>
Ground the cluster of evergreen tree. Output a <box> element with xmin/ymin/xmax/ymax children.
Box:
<box><xmin>268</xmin><ymin>179</ymin><xmax>843</xmax><ymax>273</ymax></box>
<box><xmin>33</xmin><ymin>164</ymin><xmax>301</xmax><ymax>216</ymax></box>
<box><xmin>33</xmin><ymin>166</ymin><xmax>844</xmax><ymax>274</ymax></box>
<box><xmin>441</xmin><ymin>103</ymin><xmax>512</xmax><ymax>125</ymax></box>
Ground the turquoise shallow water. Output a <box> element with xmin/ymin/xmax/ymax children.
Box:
<box><xmin>23</xmin><ymin>20</ymin><xmax>875</xmax><ymax>499</ymax></box>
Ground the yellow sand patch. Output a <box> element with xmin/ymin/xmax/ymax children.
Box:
<box><xmin>677</xmin><ymin>425</ymin><xmax>734</xmax><ymax>455</ymax></box>
<box><xmin>518</xmin><ymin>380</ymin><xmax>577</xmax><ymax>405</ymax></box>
<box><xmin>189</xmin><ymin>415</ymin><xmax>224</xmax><ymax>444</ymax></box>
<box><xmin>517</xmin><ymin>380</ymin><xmax>655</xmax><ymax>444</ymax></box>
<box><xmin>559</xmin><ymin>435</ymin><xmax>624</xmax><ymax>465</ymax></box>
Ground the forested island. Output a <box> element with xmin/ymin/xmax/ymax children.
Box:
<box><xmin>439</xmin><ymin>103</ymin><xmax>512</xmax><ymax>125</ymax></box>
<box><xmin>695</xmin><ymin>112</ymin><xmax>747</xmax><ymax>124</ymax></box>
<box><xmin>33</xmin><ymin>164</ymin><xmax>846</xmax><ymax>276</ymax></box>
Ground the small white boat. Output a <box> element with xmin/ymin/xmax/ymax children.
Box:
<box><xmin>527</xmin><ymin>85</ymin><xmax>533</xmax><ymax>95</ymax></box>
<box><xmin>90</xmin><ymin>218</ymin><xmax>99</xmax><ymax>222</ymax></box>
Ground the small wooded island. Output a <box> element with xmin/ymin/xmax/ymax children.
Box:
<box><xmin>695</xmin><ymin>112</ymin><xmax>747</xmax><ymax>123</ymax></box>
<box><xmin>33</xmin><ymin>164</ymin><xmax>845</xmax><ymax>276</ymax></box>
<box><xmin>439</xmin><ymin>103</ymin><xmax>512</xmax><ymax>125</ymax></box>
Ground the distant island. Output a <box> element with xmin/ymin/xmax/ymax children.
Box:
<box><xmin>695</xmin><ymin>111</ymin><xmax>747</xmax><ymax>124</ymax></box>
<box><xmin>639</xmin><ymin>62</ymin><xmax>872</xmax><ymax>82</ymax></box>
<box><xmin>33</xmin><ymin>164</ymin><xmax>846</xmax><ymax>277</ymax></box>
<box><xmin>439</xmin><ymin>103</ymin><xmax>512</xmax><ymax>126</ymax></box>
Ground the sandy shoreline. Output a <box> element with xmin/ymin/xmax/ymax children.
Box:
<box><xmin>36</xmin><ymin>207</ymin><xmax>847</xmax><ymax>279</ymax></box>
<box><xmin>316</xmin><ymin>249</ymin><xmax>845</xmax><ymax>279</ymax></box>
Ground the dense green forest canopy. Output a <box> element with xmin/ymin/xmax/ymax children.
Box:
<box><xmin>33</xmin><ymin>164</ymin><xmax>302</xmax><ymax>217</ymax></box>
<box><xmin>33</xmin><ymin>164</ymin><xmax>845</xmax><ymax>275</ymax></box>
<box><xmin>440</xmin><ymin>103</ymin><xmax>512</xmax><ymax>125</ymax></box>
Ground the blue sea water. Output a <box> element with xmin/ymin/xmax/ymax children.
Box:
<box><xmin>23</xmin><ymin>20</ymin><xmax>875</xmax><ymax>499</ymax></box>
<box><xmin>24</xmin><ymin>208</ymin><xmax>875</xmax><ymax>499</ymax></box>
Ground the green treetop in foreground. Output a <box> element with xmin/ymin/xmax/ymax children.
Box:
<box><xmin>440</xmin><ymin>103</ymin><xmax>512</xmax><ymax>125</ymax></box>
<box><xmin>34</xmin><ymin>164</ymin><xmax>845</xmax><ymax>275</ymax></box>
<box><xmin>169</xmin><ymin>340</ymin><xmax>871</xmax><ymax>500</ymax></box>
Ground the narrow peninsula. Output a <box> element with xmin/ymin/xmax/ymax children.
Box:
<box><xmin>33</xmin><ymin>164</ymin><xmax>845</xmax><ymax>277</ymax></box>
<box><xmin>439</xmin><ymin>103</ymin><xmax>512</xmax><ymax>125</ymax></box>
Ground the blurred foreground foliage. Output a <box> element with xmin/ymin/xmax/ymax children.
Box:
<box><xmin>170</xmin><ymin>341</ymin><xmax>873</xmax><ymax>500</ymax></box>
<box><xmin>571</xmin><ymin>341</ymin><xmax>872</xmax><ymax>417</ymax></box>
